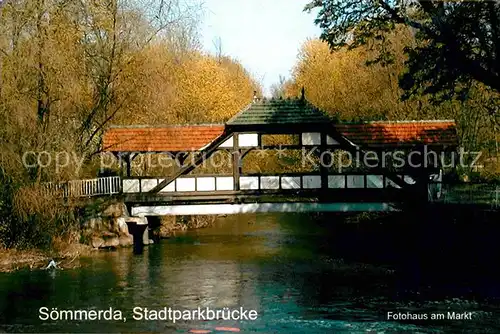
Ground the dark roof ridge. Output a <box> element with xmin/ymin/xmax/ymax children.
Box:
<box><xmin>227</xmin><ymin>97</ymin><xmax>330</xmax><ymax>126</ymax></box>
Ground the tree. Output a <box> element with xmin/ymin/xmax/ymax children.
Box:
<box><xmin>0</xmin><ymin>0</ymin><xmax>205</xmax><ymax>247</ymax></box>
<box><xmin>285</xmin><ymin>34</ymin><xmax>497</xmax><ymax>175</ymax></box>
<box><xmin>270</xmin><ymin>75</ymin><xmax>288</xmax><ymax>99</ymax></box>
<box><xmin>76</xmin><ymin>0</ymin><xmax>202</xmax><ymax>156</ymax></box>
<box><xmin>213</xmin><ymin>36</ymin><xmax>223</xmax><ymax>64</ymax></box>
<box><xmin>284</xmin><ymin>35</ymin><xmax>437</xmax><ymax>121</ymax></box>
<box><xmin>0</xmin><ymin>0</ymin><xmax>202</xmax><ymax>167</ymax></box>
<box><xmin>305</xmin><ymin>0</ymin><xmax>500</xmax><ymax>102</ymax></box>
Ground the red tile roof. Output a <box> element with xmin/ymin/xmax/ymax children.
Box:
<box><xmin>334</xmin><ymin>120</ymin><xmax>457</xmax><ymax>147</ymax></box>
<box><xmin>102</xmin><ymin>125</ymin><xmax>225</xmax><ymax>152</ymax></box>
<box><xmin>102</xmin><ymin>120</ymin><xmax>457</xmax><ymax>152</ymax></box>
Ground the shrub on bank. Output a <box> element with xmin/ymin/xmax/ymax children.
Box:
<box><xmin>153</xmin><ymin>215</ymin><xmax>217</xmax><ymax>239</ymax></box>
<box><xmin>0</xmin><ymin>171</ymin><xmax>80</xmax><ymax>250</ymax></box>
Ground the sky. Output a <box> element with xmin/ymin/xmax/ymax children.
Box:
<box><xmin>199</xmin><ymin>0</ymin><xmax>321</xmax><ymax>96</ymax></box>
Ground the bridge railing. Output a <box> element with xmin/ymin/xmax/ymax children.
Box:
<box><xmin>44</xmin><ymin>176</ymin><xmax>121</xmax><ymax>198</ymax></box>
<box><xmin>122</xmin><ymin>174</ymin><xmax>417</xmax><ymax>194</ymax></box>
<box><xmin>41</xmin><ymin>175</ymin><xmax>500</xmax><ymax>208</ymax></box>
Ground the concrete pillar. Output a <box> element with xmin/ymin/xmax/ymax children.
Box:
<box><xmin>125</xmin><ymin>217</ymin><xmax>149</xmax><ymax>254</ymax></box>
<box><xmin>142</xmin><ymin>227</ymin><xmax>149</xmax><ymax>245</ymax></box>
<box><xmin>232</xmin><ymin>132</ymin><xmax>240</xmax><ymax>191</ymax></box>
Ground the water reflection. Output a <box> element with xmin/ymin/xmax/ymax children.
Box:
<box><xmin>0</xmin><ymin>213</ymin><xmax>498</xmax><ymax>333</ymax></box>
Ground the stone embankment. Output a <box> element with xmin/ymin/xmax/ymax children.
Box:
<box><xmin>82</xmin><ymin>202</ymin><xmax>219</xmax><ymax>250</ymax></box>
<box><xmin>82</xmin><ymin>202</ymin><xmax>151</xmax><ymax>249</ymax></box>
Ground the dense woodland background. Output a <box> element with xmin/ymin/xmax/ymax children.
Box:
<box><xmin>0</xmin><ymin>0</ymin><xmax>498</xmax><ymax>249</ymax></box>
<box><xmin>0</xmin><ymin>0</ymin><xmax>261</xmax><ymax>248</ymax></box>
<box><xmin>272</xmin><ymin>29</ymin><xmax>498</xmax><ymax>179</ymax></box>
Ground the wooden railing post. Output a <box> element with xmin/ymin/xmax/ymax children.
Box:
<box><xmin>233</xmin><ymin>133</ymin><xmax>240</xmax><ymax>191</ymax></box>
<box><xmin>320</xmin><ymin>132</ymin><xmax>329</xmax><ymax>190</ymax></box>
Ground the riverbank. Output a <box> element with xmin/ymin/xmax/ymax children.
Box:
<box><xmin>0</xmin><ymin>243</ymin><xmax>94</xmax><ymax>273</ymax></box>
<box><xmin>0</xmin><ymin>214</ymin><xmax>220</xmax><ymax>273</ymax></box>
<box><xmin>152</xmin><ymin>215</ymin><xmax>219</xmax><ymax>239</ymax></box>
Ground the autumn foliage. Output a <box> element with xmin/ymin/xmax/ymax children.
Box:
<box><xmin>282</xmin><ymin>28</ymin><xmax>498</xmax><ymax>179</ymax></box>
<box><xmin>120</xmin><ymin>47</ymin><xmax>259</xmax><ymax>125</ymax></box>
<box><xmin>0</xmin><ymin>0</ymin><xmax>260</xmax><ymax>248</ymax></box>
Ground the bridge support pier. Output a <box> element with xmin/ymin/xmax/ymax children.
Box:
<box><xmin>125</xmin><ymin>217</ymin><xmax>149</xmax><ymax>254</ymax></box>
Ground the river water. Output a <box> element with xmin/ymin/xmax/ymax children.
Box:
<box><xmin>0</xmin><ymin>213</ymin><xmax>499</xmax><ymax>333</ymax></box>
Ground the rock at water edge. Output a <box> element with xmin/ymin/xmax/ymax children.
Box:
<box><xmin>91</xmin><ymin>237</ymin><xmax>105</xmax><ymax>248</ymax></box>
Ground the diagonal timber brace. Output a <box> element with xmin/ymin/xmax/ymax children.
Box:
<box><xmin>325</xmin><ymin>125</ymin><xmax>410</xmax><ymax>189</ymax></box>
<box><xmin>149</xmin><ymin>130</ymin><xmax>234</xmax><ymax>193</ymax></box>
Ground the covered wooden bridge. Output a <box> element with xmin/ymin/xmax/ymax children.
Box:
<box><xmin>99</xmin><ymin>97</ymin><xmax>457</xmax><ymax>216</ymax></box>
